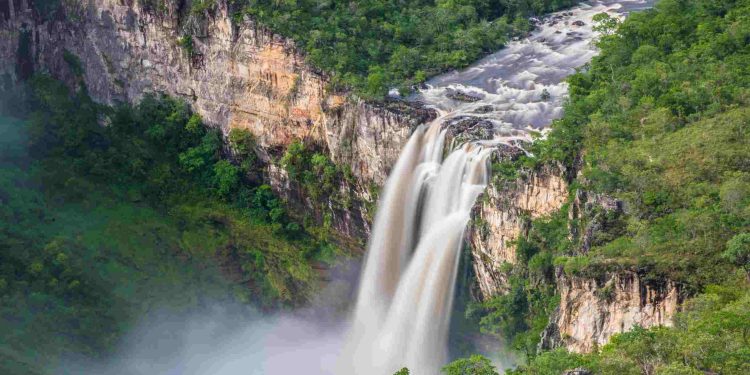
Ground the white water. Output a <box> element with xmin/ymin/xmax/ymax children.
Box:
<box><xmin>412</xmin><ymin>0</ymin><xmax>653</xmax><ymax>145</ymax></box>
<box><xmin>344</xmin><ymin>1</ymin><xmax>654</xmax><ymax>374</ymax></box>
<box><xmin>342</xmin><ymin>120</ymin><xmax>493</xmax><ymax>374</ymax></box>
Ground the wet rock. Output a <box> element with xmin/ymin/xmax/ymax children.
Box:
<box><xmin>572</xmin><ymin>20</ymin><xmax>585</xmax><ymax>27</ymax></box>
<box><xmin>562</xmin><ymin>368</ymin><xmax>592</xmax><ymax>375</ymax></box>
<box><xmin>538</xmin><ymin>307</ymin><xmax>563</xmax><ymax>351</ymax></box>
<box><xmin>447</xmin><ymin>90</ymin><xmax>483</xmax><ymax>102</ymax></box>
<box><xmin>443</xmin><ymin>116</ymin><xmax>494</xmax><ymax>140</ymax></box>
<box><xmin>472</xmin><ymin>105</ymin><xmax>495</xmax><ymax>114</ymax></box>
<box><xmin>378</xmin><ymin>98</ymin><xmax>438</xmax><ymax>125</ymax></box>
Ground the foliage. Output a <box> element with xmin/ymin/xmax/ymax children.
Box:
<box><xmin>724</xmin><ymin>233</ymin><xmax>750</xmax><ymax>272</ymax></box>
<box><xmin>191</xmin><ymin>0</ymin><xmax>216</xmax><ymax>15</ymax></box>
<box><xmin>228</xmin><ymin>0</ymin><xmax>583</xmax><ymax>98</ymax></box>
<box><xmin>497</xmin><ymin>0</ymin><xmax>750</xmax><ymax>373</ymax></box>
<box><xmin>442</xmin><ymin>354</ymin><xmax>499</xmax><ymax>375</ymax></box>
<box><xmin>32</xmin><ymin>0</ymin><xmax>62</xmax><ymax>20</ymax></box>
<box><xmin>281</xmin><ymin>140</ymin><xmax>351</xmax><ymax>211</ymax></box>
<box><xmin>0</xmin><ymin>76</ymin><xmax>335</xmax><ymax>373</ymax></box>
<box><xmin>228</xmin><ymin>128</ymin><xmax>258</xmax><ymax>172</ymax></box>
<box><xmin>62</xmin><ymin>50</ymin><xmax>84</xmax><ymax>77</ymax></box>
<box><xmin>517</xmin><ymin>0</ymin><xmax>750</xmax><ymax>290</ymax></box>
<box><xmin>177</xmin><ymin>35</ymin><xmax>195</xmax><ymax>56</ymax></box>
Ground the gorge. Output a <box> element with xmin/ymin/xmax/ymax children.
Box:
<box><xmin>2</xmin><ymin>0</ymin><xmax>749</xmax><ymax>374</ymax></box>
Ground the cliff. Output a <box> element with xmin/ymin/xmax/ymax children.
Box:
<box><xmin>470</xmin><ymin>161</ymin><xmax>682</xmax><ymax>353</ymax></box>
<box><xmin>0</xmin><ymin>0</ymin><xmax>432</xmax><ymax>245</ymax></box>
<box><xmin>541</xmin><ymin>272</ymin><xmax>681</xmax><ymax>353</ymax></box>
<box><xmin>469</xmin><ymin>163</ymin><xmax>569</xmax><ymax>297</ymax></box>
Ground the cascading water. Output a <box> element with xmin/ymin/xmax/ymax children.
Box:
<box><xmin>341</xmin><ymin>1</ymin><xmax>654</xmax><ymax>374</ymax></box>
<box><xmin>341</xmin><ymin>119</ymin><xmax>493</xmax><ymax>374</ymax></box>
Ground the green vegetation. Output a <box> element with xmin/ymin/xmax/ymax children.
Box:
<box><xmin>62</xmin><ymin>50</ymin><xmax>84</xmax><ymax>78</ymax></box>
<box><xmin>469</xmin><ymin>0</ymin><xmax>750</xmax><ymax>373</ymax></box>
<box><xmin>281</xmin><ymin>140</ymin><xmax>353</xmax><ymax>203</ymax></box>
<box><xmin>31</xmin><ymin>0</ymin><xmax>63</xmax><ymax>20</ymax></box>
<box><xmin>0</xmin><ymin>76</ymin><xmax>334</xmax><ymax>374</ymax></box>
<box><xmin>227</xmin><ymin>0</ymin><xmax>582</xmax><ymax>98</ymax></box>
<box><xmin>391</xmin><ymin>354</ymin><xmax>500</xmax><ymax>375</ymax></box>
<box><xmin>279</xmin><ymin>140</ymin><xmax>359</xmax><ymax>247</ymax></box>
<box><xmin>443</xmin><ymin>354</ymin><xmax>500</xmax><ymax>375</ymax></box>
<box><xmin>513</xmin><ymin>274</ymin><xmax>750</xmax><ymax>375</ymax></box>
<box><xmin>177</xmin><ymin>35</ymin><xmax>196</xmax><ymax>56</ymax></box>
<box><xmin>536</xmin><ymin>0</ymin><xmax>750</xmax><ymax>290</ymax></box>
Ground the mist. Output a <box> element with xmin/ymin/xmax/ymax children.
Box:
<box><xmin>59</xmin><ymin>308</ymin><xmax>347</xmax><ymax>375</ymax></box>
<box><xmin>57</xmin><ymin>261</ymin><xmax>361</xmax><ymax>375</ymax></box>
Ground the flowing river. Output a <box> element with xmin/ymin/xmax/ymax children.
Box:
<box><xmin>342</xmin><ymin>1</ymin><xmax>654</xmax><ymax>374</ymax></box>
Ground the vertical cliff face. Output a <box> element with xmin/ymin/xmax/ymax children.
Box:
<box><xmin>469</xmin><ymin>161</ymin><xmax>682</xmax><ymax>353</ymax></box>
<box><xmin>469</xmin><ymin>163</ymin><xmax>569</xmax><ymax>298</ymax></box>
<box><xmin>0</xmin><ymin>0</ymin><xmax>432</xmax><ymax>245</ymax></box>
<box><xmin>544</xmin><ymin>272</ymin><xmax>681</xmax><ymax>353</ymax></box>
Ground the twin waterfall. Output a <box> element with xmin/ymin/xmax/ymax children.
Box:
<box><xmin>340</xmin><ymin>120</ymin><xmax>492</xmax><ymax>374</ymax></box>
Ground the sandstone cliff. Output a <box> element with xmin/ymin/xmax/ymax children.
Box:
<box><xmin>469</xmin><ymin>163</ymin><xmax>569</xmax><ymax>298</ymax></box>
<box><xmin>541</xmin><ymin>271</ymin><xmax>681</xmax><ymax>353</ymax></box>
<box><xmin>0</xmin><ymin>0</ymin><xmax>432</xmax><ymax>244</ymax></box>
<box><xmin>469</xmin><ymin>161</ymin><xmax>682</xmax><ymax>353</ymax></box>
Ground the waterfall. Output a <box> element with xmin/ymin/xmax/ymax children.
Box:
<box><xmin>339</xmin><ymin>3</ymin><xmax>655</xmax><ymax>373</ymax></box>
<box><xmin>341</xmin><ymin>118</ymin><xmax>492</xmax><ymax>374</ymax></box>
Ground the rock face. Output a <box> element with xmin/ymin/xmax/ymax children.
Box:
<box><xmin>543</xmin><ymin>272</ymin><xmax>681</xmax><ymax>353</ymax></box>
<box><xmin>0</xmin><ymin>0</ymin><xmax>431</xmax><ymax>245</ymax></box>
<box><xmin>470</xmin><ymin>162</ymin><xmax>681</xmax><ymax>353</ymax></box>
<box><xmin>469</xmin><ymin>163</ymin><xmax>569</xmax><ymax>298</ymax></box>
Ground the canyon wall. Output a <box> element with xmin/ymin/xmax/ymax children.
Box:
<box><xmin>541</xmin><ymin>272</ymin><xmax>681</xmax><ymax>353</ymax></box>
<box><xmin>469</xmin><ymin>163</ymin><xmax>569</xmax><ymax>297</ymax></box>
<box><xmin>0</xmin><ymin>0</ymin><xmax>431</xmax><ymax>244</ymax></box>
<box><xmin>470</xmin><ymin>162</ymin><xmax>682</xmax><ymax>353</ymax></box>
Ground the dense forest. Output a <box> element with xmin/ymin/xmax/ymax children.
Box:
<box><xmin>463</xmin><ymin>0</ymin><xmax>750</xmax><ymax>373</ymax></box>
<box><xmin>0</xmin><ymin>76</ymin><xmax>343</xmax><ymax>374</ymax></box>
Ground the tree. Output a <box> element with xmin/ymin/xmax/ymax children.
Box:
<box><xmin>591</xmin><ymin>12</ymin><xmax>619</xmax><ymax>35</ymax></box>
<box><xmin>724</xmin><ymin>233</ymin><xmax>750</xmax><ymax>274</ymax></box>
<box><xmin>442</xmin><ymin>355</ymin><xmax>499</xmax><ymax>375</ymax></box>
<box><xmin>213</xmin><ymin>160</ymin><xmax>240</xmax><ymax>198</ymax></box>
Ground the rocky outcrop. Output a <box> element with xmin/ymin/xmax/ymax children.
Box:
<box><xmin>542</xmin><ymin>272</ymin><xmax>681</xmax><ymax>353</ymax></box>
<box><xmin>469</xmin><ymin>163</ymin><xmax>569</xmax><ymax>298</ymax></box>
<box><xmin>469</xmin><ymin>159</ymin><xmax>681</xmax><ymax>352</ymax></box>
<box><xmin>0</xmin><ymin>0</ymin><xmax>431</xmax><ymax>246</ymax></box>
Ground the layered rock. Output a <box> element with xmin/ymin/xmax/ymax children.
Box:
<box><xmin>469</xmin><ymin>163</ymin><xmax>568</xmax><ymax>298</ymax></box>
<box><xmin>0</xmin><ymin>0</ymin><xmax>432</xmax><ymax>245</ymax></box>
<box><xmin>542</xmin><ymin>272</ymin><xmax>681</xmax><ymax>353</ymax></box>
